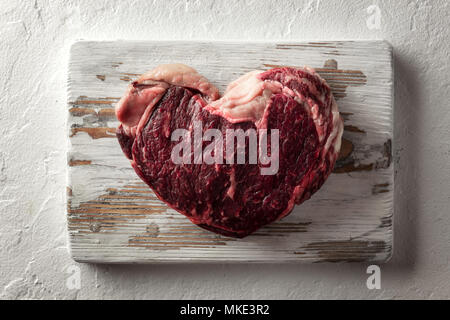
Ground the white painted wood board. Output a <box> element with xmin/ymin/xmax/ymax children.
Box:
<box><xmin>67</xmin><ymin>41</ymin><xmax>393</xmax><ymax>263</ymax></box>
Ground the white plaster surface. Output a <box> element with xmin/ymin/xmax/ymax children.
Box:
<box><xmin>0</xmin><ymin>0</ymin><xmax>449</xmax><ymax>300</ymax></box>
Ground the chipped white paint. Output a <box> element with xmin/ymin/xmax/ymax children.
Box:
<box><xmin>68</xmin><ymin>40</ymin><xmax>393</xmax><ymax>263</ymax></box>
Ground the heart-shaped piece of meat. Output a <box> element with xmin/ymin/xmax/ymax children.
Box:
<box><xmin>116</xmin><ymin>64</ymin><xmax>343</xmax><ymax>238</ymax></box>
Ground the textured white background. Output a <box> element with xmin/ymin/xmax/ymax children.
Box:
<box><xmin>0</xmin><ymin>0</ymin><xmax>449</xmax><ymax>299</ymax></box>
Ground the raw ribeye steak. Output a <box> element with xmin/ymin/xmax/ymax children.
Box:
<box><xmin>116</xmin><ymin>64</ymin><xmax>343</xmax><ymax>238</ymax></box>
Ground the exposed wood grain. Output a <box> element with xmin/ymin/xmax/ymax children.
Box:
<box><xmin>67</xmin><ymin>41</ymin><xmax>393</xmax><ymax>263</ymax></box>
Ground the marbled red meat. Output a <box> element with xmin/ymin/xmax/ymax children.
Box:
<box><xmin>116</xmin><ymin>64</ymin><xmax>343</xmax><ymax>238</ymax></box>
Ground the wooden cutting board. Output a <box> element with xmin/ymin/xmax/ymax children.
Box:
<box><xmin>67</xmin><ymin>41</ymin><xmax>393</xmax><ymax>263</ymax></box>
